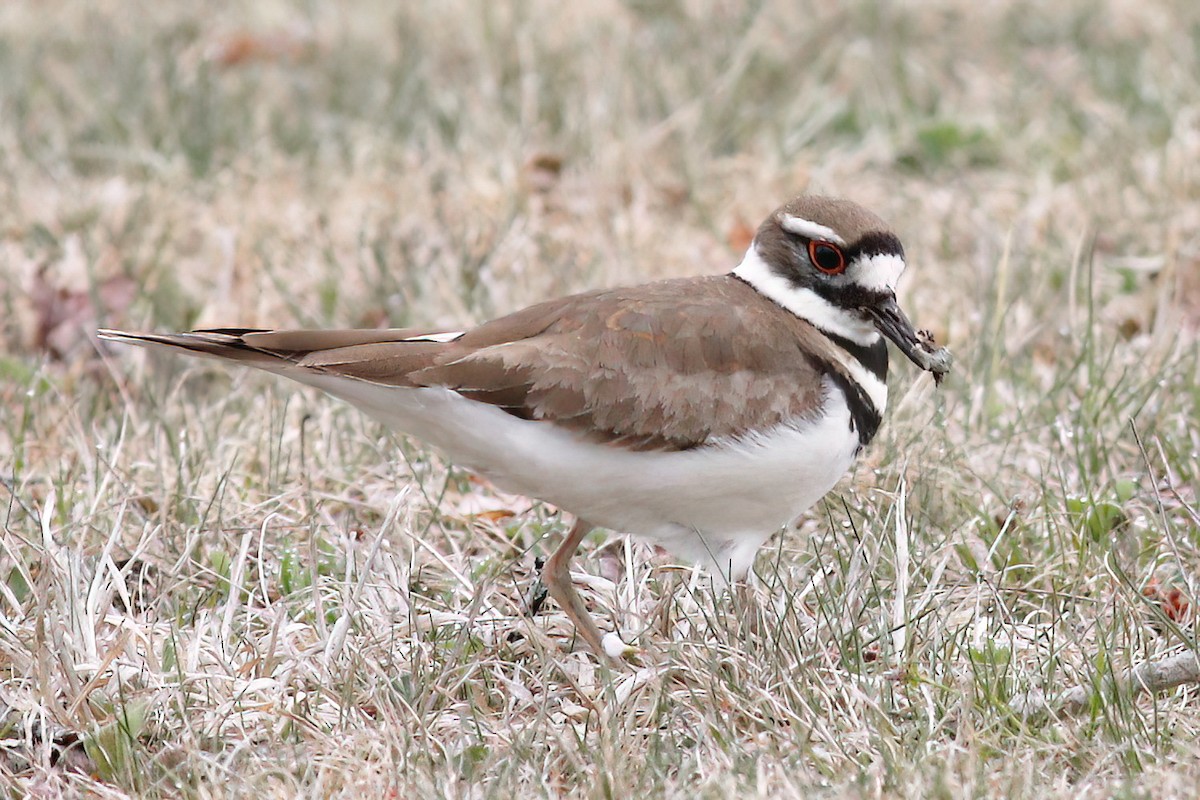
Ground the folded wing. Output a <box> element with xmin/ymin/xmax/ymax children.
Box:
<box><xmin>99</xmin><ymin>276</ymin><xmax>834</xmax><ymax>451</ymax></box>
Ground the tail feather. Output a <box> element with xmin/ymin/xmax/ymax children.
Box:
<box><xmin>97</xmin><ymin>328</ymin><xmax>291</xmax><ymax>369</ymax></box>
<box><xmin>96</xmin><ymin>327</ymin><xmax>461</xmax><ymax>386</ymax></box>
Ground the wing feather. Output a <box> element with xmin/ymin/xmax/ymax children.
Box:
<box><xmin>101</xmin><ymin>276</ymin><xmax>842</xmax><ymax>452</ymax></box>
<box><xmin>412</xmin><ymin>276</ymin><xmax>834</xmax><ymax>450</ymax></box>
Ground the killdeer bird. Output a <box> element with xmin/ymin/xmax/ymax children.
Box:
<box><xmin>99</xmin><ymin>195</ymin><xmax>951</xmax><ymax>658</ymax></box>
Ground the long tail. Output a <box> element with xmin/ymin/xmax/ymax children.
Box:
<box><xmin>96</xmin><ymin>327</ymin><xmax>457</xmax><ymax>385</ymax></box>
<box><xmin>97</xmin><ymin>326</ymin><xmax>472</xmax><ymax>434</ymax></box>
<box><xmin>97</xmin><ymin>328</ymin><xmax>291</xmax><ymax>368</ymax></box>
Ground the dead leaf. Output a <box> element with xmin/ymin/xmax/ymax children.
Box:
<box><xmin>1177</xmin><ymin>252</ymin><xmax>1200</xmax><ymax>328</ymax></box>
<box><xmin>448</xmin><ymin>479</ymin><xmax>536</xmax><ymax>523</ymax></box>
<box><xmin>522</xmin><ymin>152</ymin><xmax>565</xmax><ymax>193</ymax></box>
<box><xmin>30</xmin><ymin>267</ymin><xmax>136</xmax><ymax>359</ymax></box>
<box><xmin>594</xmin><ymin>539</ymin><xmax>626</xmax><ymax>584</ymax></box>
<box><xmin>208</xmin><ymin>29</ymin><xmax>315</xmax><ymax>68</ymax></box>
<box><xmin>475</xmin><ymin>509</ymin><xmax>517</xmax><ymax>524</ymax></box>
<box><xmin>727</xmin><ymin>215</ymin><xmax>755</xmax><ymax>253</ymax></box>
<box><xmin>1143</xmin><ymin>575</ymin><xmax>1193</xmax><ymax>626</ymax></box>
<box><xmin>658</xmin><ymin>182</ymin><xmax>689</xmax><ymax>208</ymax></box>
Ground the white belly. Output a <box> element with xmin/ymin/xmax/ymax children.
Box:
<box><xmin>303</xmin><ymin>374</ymin><xmax>861</xmax><ymax>581</ymax></box>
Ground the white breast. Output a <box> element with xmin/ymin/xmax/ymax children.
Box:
<box><xmin>301</xmin><ymin>374</ymin><xmax>862</xmax><ymax>583</ymax></box>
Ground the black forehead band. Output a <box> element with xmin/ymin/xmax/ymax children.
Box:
<box><xmin>845</xmin><ymin>231</ymin><xmax>904</xmax><ymax>261</ymax></box>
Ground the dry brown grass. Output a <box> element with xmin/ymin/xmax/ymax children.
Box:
<box><xmin>2</xmin><ymin>0</ymin><xmax>1199</xmax><ymax>797</ymax></box>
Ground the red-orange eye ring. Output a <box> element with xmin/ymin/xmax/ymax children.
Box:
<box><xmin>808</xmin><ymin>240</ymin><xmax>846</xmax><ymax>275</ymax></box>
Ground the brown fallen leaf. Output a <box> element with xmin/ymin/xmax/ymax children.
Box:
<box><xmin>208</xmin><ymin>29</ymin><xmax>315</xmax><ymax>68</ymax></box>
<box><xmin>727</xmin><ymin>215</ymin><xmax>755</xmax><ymax>253</ymax></box>
<box><xmin>594</xmin><ymin>539</ymin><xmax>627</xmax><ymax>584</ymax></box>
<box><xmin>448</xmin><ymin>478</ymin><xmax>536</xmax><ymax>525</ymax></box>
<box><xmin>474</xmin><ymin>508</ymin><xmax>517</xmax><ymax>524</ymax></box>
<box><xmin>1177</xmin><ymin>252</ymin><xmax>1200</xmax><ymax>329</ymax></box>
<box><xmin>1143</xmin><ymin>575</ymin><xmax>1192</xmax><ymax>625</ymax></box>
<box><xmin>522</xmin><ymin>152</ymin><xmax>565</xmax><ymax>193</ymax></box>
<box><xmin>30</xmin><ymin>267</ymin><xmax>137</xmax><ymax>359</ymax></box>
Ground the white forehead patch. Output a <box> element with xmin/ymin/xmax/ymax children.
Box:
<box><xmin>853</xmin><ymin>253</ymin><xmax>906</xmax><ymax>293</ymax></box>
<box><xmin>779</xmin><ymin>214</ymin><xmax>847</xmax><ymax>246</ymax></box>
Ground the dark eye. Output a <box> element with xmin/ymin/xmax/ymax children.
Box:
<box><xmin>808</xmin><ymin>240</ymin><xmax>846</xmax><ymax>275</ymax></box>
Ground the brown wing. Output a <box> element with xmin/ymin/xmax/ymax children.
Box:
<box><xmin>411</xmin><ymin>276</ymin><xmax>834</xmax><ymax>450</ymax></box>
<box><xmin>100</xmin><ymin>276</ymin><xmax>838</xmax><ymax>452</ymax></box>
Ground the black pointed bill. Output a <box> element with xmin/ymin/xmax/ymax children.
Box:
<box><xmin>862</xmin><ymin>295</ymin><xmax>953</xmax><ymax>383</ymax></box>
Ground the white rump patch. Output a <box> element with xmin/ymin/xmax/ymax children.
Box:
<box><xmin>402</xmin><ymin>331</ymin><xmax>464</xmax><ymax>343</ymax></box>
<box><xmin>779</xmin><ymin>214</ymin><xmax>846</xmax><ymax>246</ymax></box>
<box><xmin>853</xmin><ymin>252</ymin><xmax>906</xmax><ymax>293</ymax></box>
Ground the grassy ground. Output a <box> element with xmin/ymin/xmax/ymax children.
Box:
<box><xmin>2</xmin><ymin>0</ymin><xmax>1199</xmax><ymax>796</ymax></box>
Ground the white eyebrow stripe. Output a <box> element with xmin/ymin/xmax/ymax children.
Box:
<box><xmin>779</xmin><ymin>214</ymin><xmax>846</xmax><ymax>246</ymax></box>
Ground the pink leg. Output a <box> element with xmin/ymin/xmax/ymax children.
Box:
<box><xmin>541</xmin><ymin>518</ymin><xmax>611</xmax><ymax>658</ymax></box>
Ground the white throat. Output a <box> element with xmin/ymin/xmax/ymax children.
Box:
<box><xmin>732</xmin><ymin>243</ymin><xmax>890</xmax><ymax>416</ymax></box>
